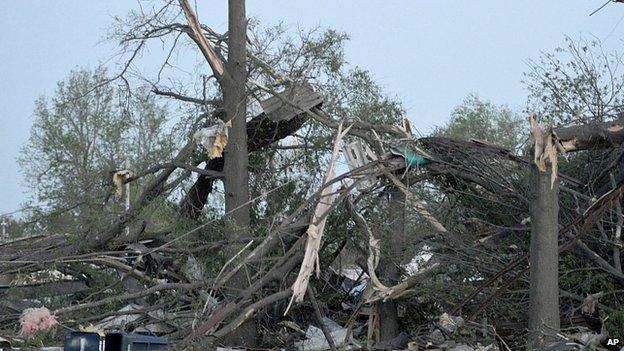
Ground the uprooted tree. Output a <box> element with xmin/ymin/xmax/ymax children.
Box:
<box><xmin>6</xmin><ymin>3</ymin><xmax>624</xmax><ymax>350</ymax></box>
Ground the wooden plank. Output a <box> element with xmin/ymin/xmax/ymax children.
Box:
<box><xmin>260</xmin><ymin>85</ymin><xmax>323</xmax><ymax>121</ymax></box>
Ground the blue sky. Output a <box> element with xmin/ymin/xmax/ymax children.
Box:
<box><xmin>1</xmin><ymin>0</ymin><xmax>624</xmax><ymax>215</ymax></box>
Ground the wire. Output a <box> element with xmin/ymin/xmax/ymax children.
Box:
<box><xmin>590</xmin><ymin>0</ymin><xmax>613</xmax><ymax>17</ymax></box>
<box><xmin>604</xmin><ymin>11</ymin><xmax>624</xmax><ymax>41</ymax></box>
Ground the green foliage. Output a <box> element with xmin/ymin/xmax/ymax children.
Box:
<box><xmin>1</xmin><ymin>216</ymin><xmax>25</xmax><ymax>239</ymax></box>
<box><xmin>559</xmin><ymin>254</ymin><xmax>615</xmax><ymax>292</ymax></box>
<box><xmin>18</xmin><ymin>67</ymin><xmax>177</xmax><ymax>236</ymax></box>
<box><xmin>247</xmin><ymin>27</ymin><xmax>405</xmax><ymax>229</ymax></box>
<box><xmin>604</xmin><ymin>304</ymin><xmax>624</xmax><ymax>337</ymax></box>
<box><xmin>524</xmin><ymin>37</ymin><xmax>624</xmax><ymax>124</ymax></box>
<box><xmin>18</xmin><ymin>328</ymin><xmax>60</xmax><ymax>350</ymax></box>
<box><xmin>434</xmin><ymin>93</ymin><xmax>524</xmax><ymax>151</ymax></box>
<box><xmin>324</xmin><ymin>67</ymin><xmax>404</xmax><ymax>125</ymax></box>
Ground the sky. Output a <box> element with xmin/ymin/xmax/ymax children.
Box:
<box><xmin>1</xmin><ymin>0</ymin><xmax>624</xmax><ymax>215</ymax></box>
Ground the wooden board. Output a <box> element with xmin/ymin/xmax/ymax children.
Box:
<box><xmin>260</xmin><ymin>84</ymin><xmax>323</xmax><ymax>121</ymax></box>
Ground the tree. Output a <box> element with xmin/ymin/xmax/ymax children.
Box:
<box><xmin>221</xmin><ymin>0</ymin><xmax>256</xmax><ymax>345</ymax></box>
<box><xmin>223</xmin><ymin>0</ymin><xmax>249</xmax><ymax>236</ymax></box>
<box><xmin>377</xmin><ymin>186</ymin><xmax>406</xmax><ymax>342</ymax></box>
<box><xmin>525</xmin><ymin>37</ymin><xmax>624</xmax><ymax>124</ymax></box>
<box><xmin>18</xmin><ymin>68</ymin><xmax>176</xmax><ymax>235</ymax></box>
<box><xmin>434</xmin><ymin>94</ymin><xmax>524</xmax><ymax>152</ymax></box>
<box><xmin>527</xmin><ymin>126</ymin><xmax>561</xmax><ymax>349</ymax></box>
<box><xmin>523</xmin><ymin>38</ymin><xmax>624</xmax><ymax>346</ymax></box>
<box><xmin>15</xmin><ymin>2</ymin><xmax>604</xmax><ymax>348</ymax></box>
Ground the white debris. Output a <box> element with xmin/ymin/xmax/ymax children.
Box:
<box><xmin>450</xmin><ymin>345</ymin><xmax>475</xmax><ymax>351</ymax></box>
<box><xmin>342</xmin><ymin>141</ymin><xmax>378</xmax><ymax>190</ymax></box>
<box><xmin>348</xmin><ymin>282</ymin><xmax>366</xmax><ymax>296</ymax></box>
<box><xmin>403</xmin><ymin>249</ymin><xmax>434</xmax><ymax>276</ymax></box>
<box><xmin>194</xmin><ymin>123</ymin><xmax>223</xmax><ymax>149</ymax></box>
<box><xmin>573</xmin><ymin>330</ymin><xmax>607</xmax><ymax>347</ymax></box>
<box><xmin>438</xmin><ymin>313</ymin><xmax>464</xmax><ymax>334</ymax></box>
<box><xmin>295</xmin><ymin>317</ymin><xmax>347</xmax><ymax>351</ymax></box>
<box><xmin>193</xmin><ymin>119</ymin><xmax>231</xmax><ymax>159</ymax></box>
<box><xmin>337</xmin><ymin>266</ymin><xmax>363</xmax><ymax>281</ymax></box>
<box><xmin>183</xmin><ymin>255</ymin><xmax>205</xmax><ymax>282</ymax></box>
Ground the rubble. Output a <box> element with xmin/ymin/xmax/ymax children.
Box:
<box><xmin>448</xmin><ymin>344</ymin><xmax>500</xmax><ymax>351</ymax></box>
<box><xmin>450</xmin><ymin>345</ymin><xmax>475</xmax><ymax>351</ymax></box>
<box><xmin>580</xmin><ymin>292</ymin><xmax>605</xmax><ymax>314</ymax></box>
<box><xmin>372</xmin><ymin>331</ymin><xmax>409</xmax><ymax>350</ymax></box>
<box><xmin>4</xmin><ymin>129</ymin><xmax>623</xmax><ymax>349</ymax></box>
<box><xmin>543</xmin><ymin>341</ymin><xmax>585</xmax><ymax>350</ymax></box>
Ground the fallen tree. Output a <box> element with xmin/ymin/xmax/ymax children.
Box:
<box><xmin>6</xmin><ymin>3</ymin><xmax>624</xmax><ymax>350</ymax></box>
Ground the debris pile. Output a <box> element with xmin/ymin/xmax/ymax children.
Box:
<box><xmin>3</xmin><ymin>3</ymin><xmax>624</xmax><ymax>349</ymax></box>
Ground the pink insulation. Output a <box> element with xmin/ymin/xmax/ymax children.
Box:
<box><xmin>19</xmin><ymin>307</ymin><xmax>58</xmax><ymax>337</ymax></box>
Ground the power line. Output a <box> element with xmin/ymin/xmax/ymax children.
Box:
<box><xmin>590</xmin><ymin>0</ymin><xmax>614</xmax><ymax>17</ymax></box>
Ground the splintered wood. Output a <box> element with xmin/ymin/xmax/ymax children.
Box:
<box><xmin>346</xmin><ymin>198</ymin><xmax>389</xmax><ymax>293</ymax></box>
<box><xmin>192</xmin><ymin>120</ymin><xmax>232</xmax><ymax>159</ymax></box>
<box><xmin>529</xmin><ymin>114</ymin><xmax>563</xmax><ymax>189</ymax></box>
<box><xmin>285</xmin><ymin>123</ymin><xmax>351</xmax><ymax>314</ymax></box>
<box><xmin>179</xmin><ymin>0</ymin><xmax>227</xmax><ymax>79</ymax></box>
<box><xmin>112</xmin><ymin>169</ymin><xmax>134</xmax><ymax>200</ymax></box>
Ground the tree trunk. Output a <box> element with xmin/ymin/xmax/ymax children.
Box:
<box><xmin>223</xmin><ymin>0</ymin><xmax>249</xmax><ymax>234</ymax></box>
<box><xmin>221</xmin><ymin>0</ymin><xmax>257</xmax><ymax>346</ymax></box>
<box><xmin>528</xmin><ymin>162</ymin><xmax>560</xmax><ymax>350</ymax></box>
<box><xmin>377</xmin><ymin>185</ymin><xmax>405</xmax><ymax>342</ymax></box>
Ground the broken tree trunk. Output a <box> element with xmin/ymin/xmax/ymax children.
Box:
<box><xmin>528</xmin><ymin>150</ymin><xmax>561</xmax><ymax>349</ymax></box>
<box><xmin>377</xmin><ymin>185</ymin><xmax>405</xmax><ymax>342</ymax></box>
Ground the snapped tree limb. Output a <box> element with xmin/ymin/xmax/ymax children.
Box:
<box><xmin>178</xmin><ymin>0</ymin><xmax>229</xmax><ymax>82</ymax></box>
<box><xmin>555</xmin><ymin>120</ymin><xmax>624</xmax><ymax>152</ymax></box>
<box><xmin>285</xmin><ymin>123</ymin><xmax>351</xmax><ymax>313</ymax></box>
